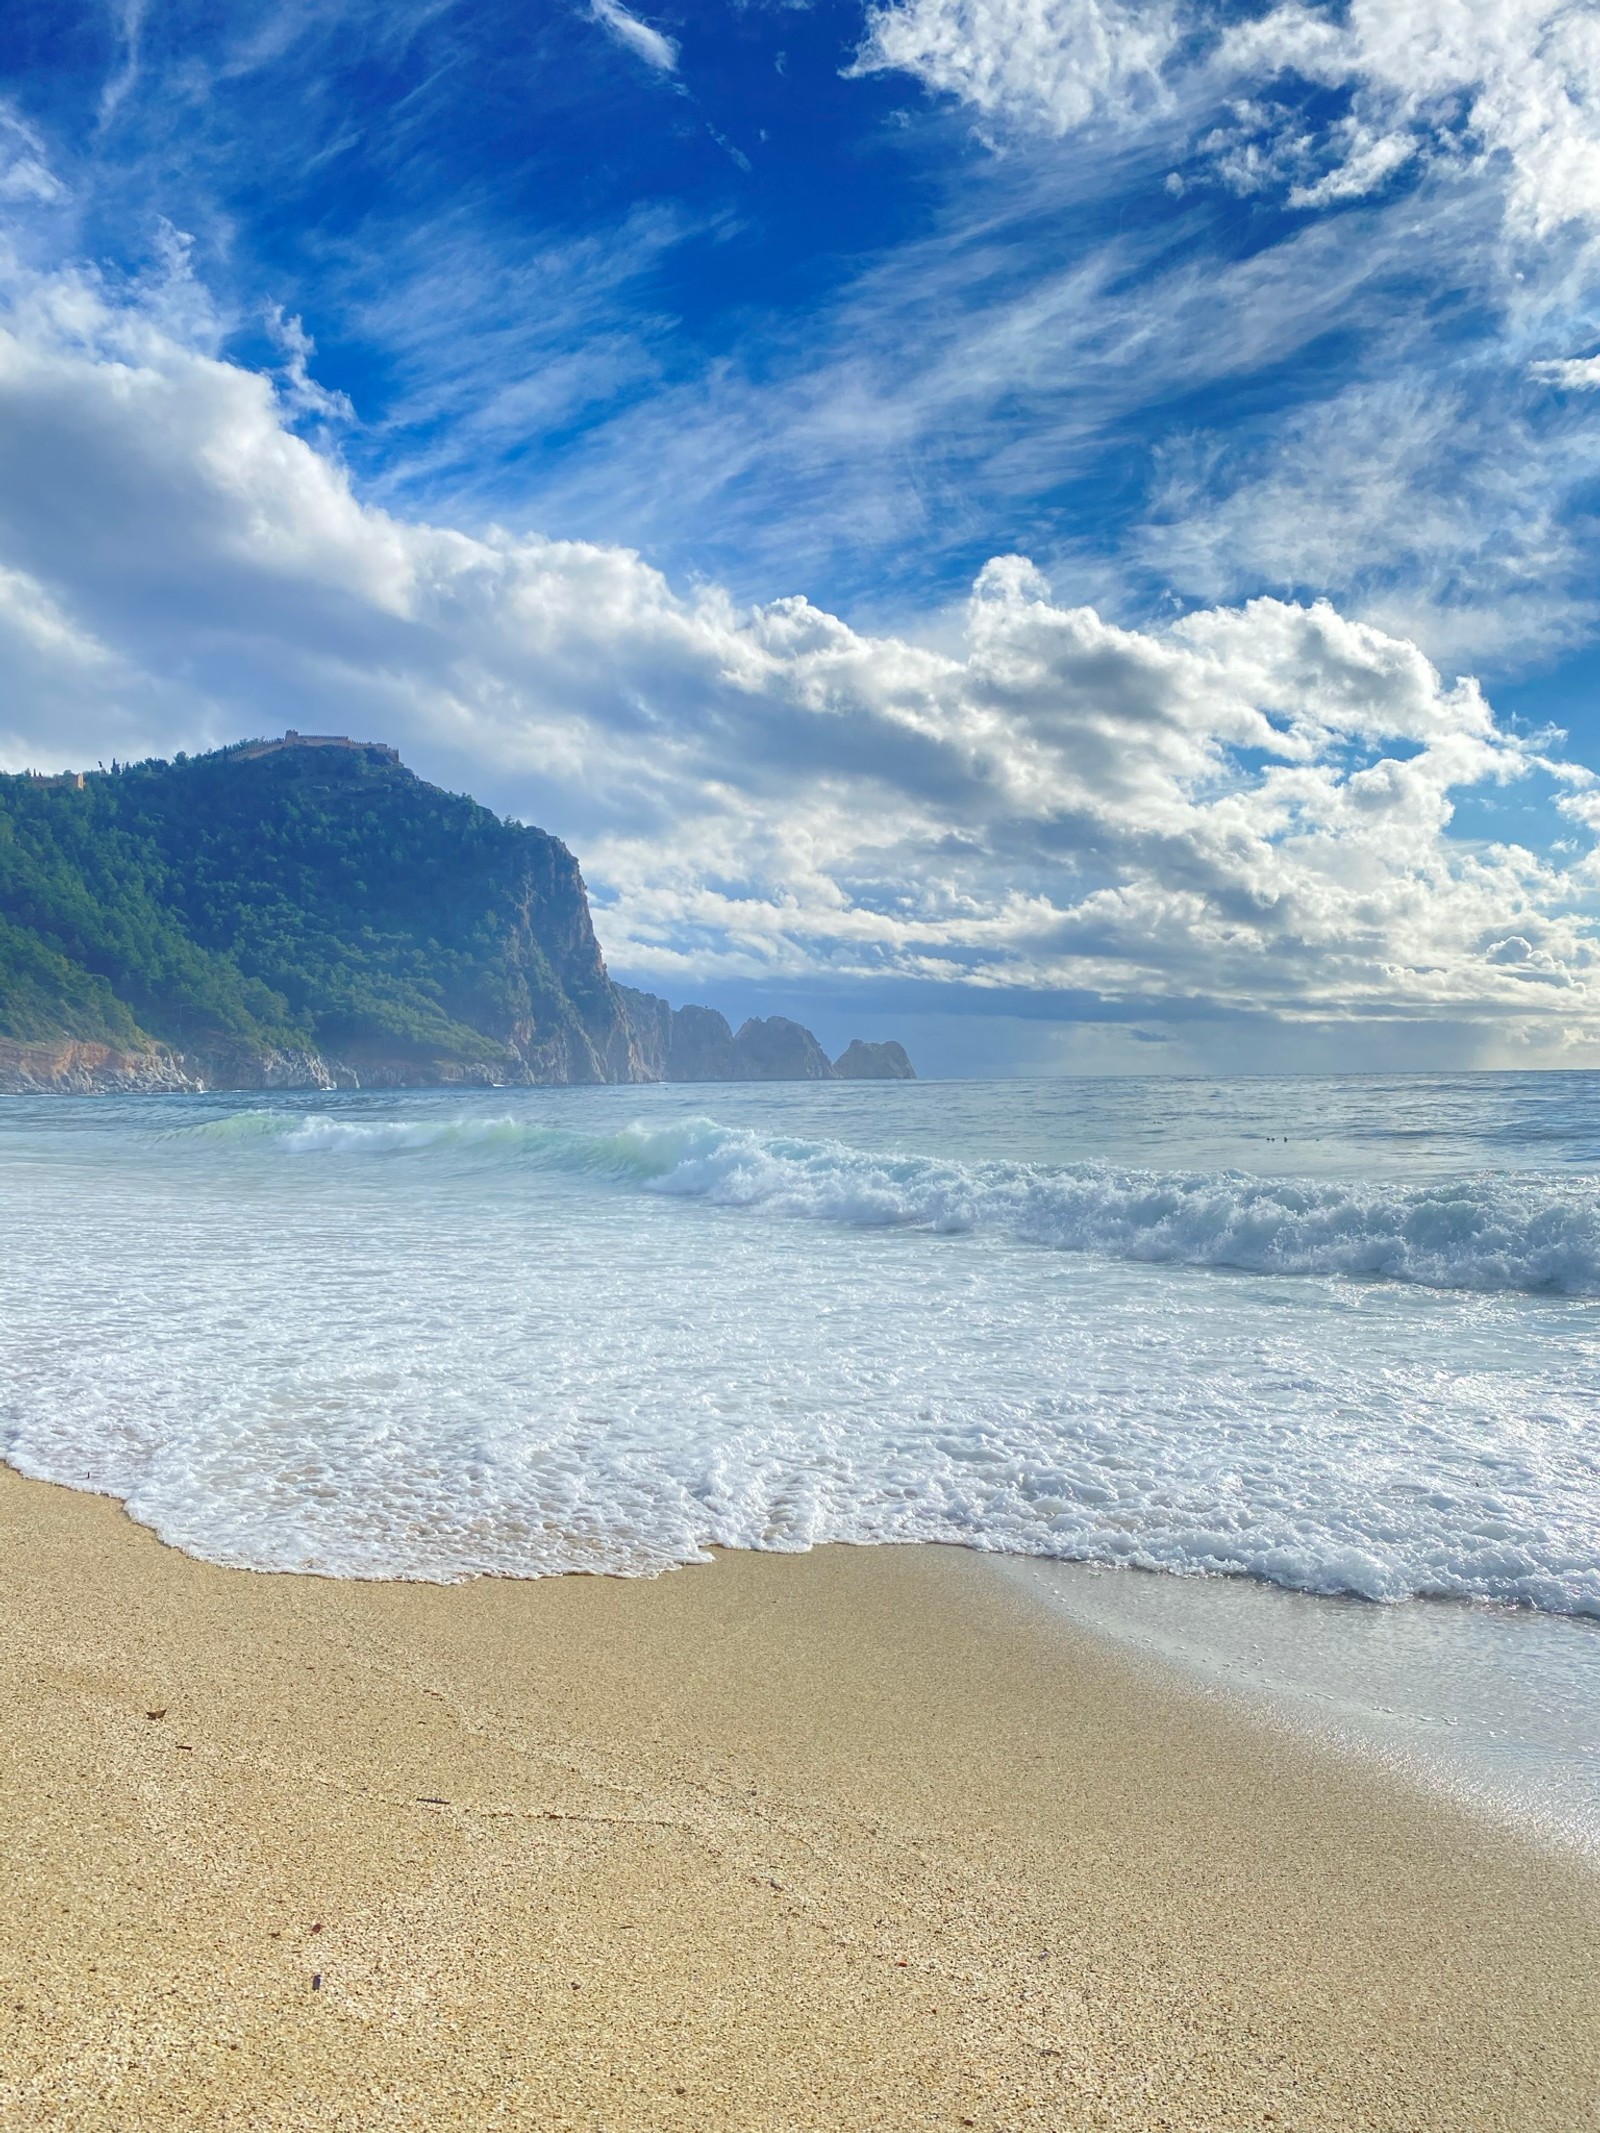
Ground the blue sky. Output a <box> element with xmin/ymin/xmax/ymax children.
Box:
<box><xmin>2</xmin><ymin>0</ymin><xmax>1600</xmax><ymax>1071</ymax></box>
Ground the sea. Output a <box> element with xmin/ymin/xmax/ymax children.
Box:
<box><xmin>3</xmin><ymin>1073</ymin><xmax>1598</xmax><ymax>1849</ymax></box>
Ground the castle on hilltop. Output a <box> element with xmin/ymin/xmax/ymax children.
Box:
<box><xmin>237</xmin><ymin>730</ymin><xmax>401</xmax><ymax>764</ymax></box>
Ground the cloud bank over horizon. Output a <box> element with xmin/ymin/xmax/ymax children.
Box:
<box><xmin>1</xmin><ymin>0</ymin><xmax>1599</xmax><ymax>1071</ymax></box>
<box><xmin>0</xmin><ymin>231</ymin><xmax>1597</xmax><ymax>1071</ymax></box>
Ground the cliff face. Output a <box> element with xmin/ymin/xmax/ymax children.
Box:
<box><xmin>0</xmin><ymin>1037</ymin><xmax>339</xmax><ymax>1096</ymax></box>
<box><xmin>0</xmin><ymin>1036</ymin><xmax>205</xmax><ymax>1095</ymax></box>
<box><xmin>0</xmin><ymin>738</ymin><xmax>916</xmax><ymax>1092</ymax></box>
<box><xmin>614</xmin><ymin>992</ymin><xmax>737</xmax><ymax>1082</ymax></box>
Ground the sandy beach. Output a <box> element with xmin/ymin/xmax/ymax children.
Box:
<box><xmin>2</xmin><ymin>1463</ymin><xmax>1596</xmax><ymax>2133</ymax></box>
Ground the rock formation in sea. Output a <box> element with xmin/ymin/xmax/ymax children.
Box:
<box><xmin>612</xmin><ymin>996</ymin><xmax>919</xmax><ymax>1083</ymax></box>
<box><xmin>833</xmin><ymin>1038</ymin><xmax>916</xmax><ymax>1080</ymax></box>
<box><xmin>612</xmin><ymin>992</ymin><xmax>737</xmax><ymax>1082</ymax></box>
<box><xmin>0</xmin><ymin>735</ymin><xmax>916</xmax><ymax>1092</ymax></box>
<box><xmin>730</xmin><ymin>1015</ymin><xmax>837</xmax><ymax>1081</ymax></box>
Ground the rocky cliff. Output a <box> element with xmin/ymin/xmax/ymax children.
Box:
<box><xmin>0</xmin><ymin>738</ymin><xmax>650</xmax><ymax>1091</ymax></box>
<box><xmin>0</xmin><ymin>738</ymin><xmax>914</xmax><ymax>1092</ymax></box>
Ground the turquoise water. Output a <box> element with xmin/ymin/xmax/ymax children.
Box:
<box><xmin>3</xmin><ymin>1072</ymin><xmax>1598</xmax><ymax>1836</ymax></box>
<box><xmin>3</xmin><ymin>1071</ymin><xmax>1598</xmax><ymax>1589</ymax></box>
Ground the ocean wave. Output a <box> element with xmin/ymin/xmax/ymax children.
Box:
<box><xmin>6</xmin><ymin>1094</ymin><xmax>1598</xmax><ymax>1617</ymax></box>
<box><xmin>190</xmin><ymin>1110</ymin><xmax>1600</xmax><ymax>1295</ymax></box>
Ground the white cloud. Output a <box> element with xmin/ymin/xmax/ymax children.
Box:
<box><xmin>861</xmin><ymin>0</ymin><xmax>1600</xmax><ymax>242</ymax></box>
<box><xmin>0</xmin><ymin>249</ymin><xmax>1596</xmax><ymax>1053</ymax></box>
<box><xmin>0</xmin><ymin>106</ymin><xmax>68</xmax><ymax>207</ymax></box>
<box><xmin>590</xmin><ymin>0</ymin><xmax>679</xmax><ymax>74</ymax></box>
<box><xmin>368</xmin><ymin>4</ymin><xmax>1597</xmax><ymax>680</ymax></box>
<box><xmin>56</xmin><ymin>0</ymin><xmax>1573</xmax><ymax>710</ymax></box>
<box><xmin>491</xmin><ymin>187</ymin><xmax>1449</xmax><ymax>609</ymax></box>
<box><xmin>265</xmin><ymin>304</ymin><xmax>355</xmax><ymax>425</ymax></box>
<box><xmin>854</xmin><ymin>0</ymin><xmax>1178</xmax><ymax>135</ymax></box>
<box><xmin>1285</xmin><ymin>121</ymin><xmax>1417</xmax><ymax>209</ymax></box>
<box><xmin>1221</xmin><ymin>0</ymin><xmax>1600</xmax><ymax>239</ymax></box>
<box><xmin>338</xmin><ymin>203</ymin><xmax>695</xmax><ymax>516</ymax></box>
<box><xmin>1133</xmin><ymin>374</ymin><xmax>1600</xmax><ymax>667</ymax></box>
<box><xmin>0</xmin><ymin>558</ymin><xmax>163</xmax><ymax>777</ymax></box>
<box><xmin>1531</xmin><ymin>352</ymin><xmax>1600</xmax><ymax>388</ymax></box>
<box><xmin>98</xmin><ymin>0</ymin><xmax>149</xmax><ymax>129</ymax></box>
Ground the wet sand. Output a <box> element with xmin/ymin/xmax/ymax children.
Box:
<box><xmin>2</xmin><ymin>1463</ymin><xmax>1596</xmax><ymax>2131</ymax></box>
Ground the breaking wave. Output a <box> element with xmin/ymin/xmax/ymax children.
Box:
<box><xmin>191</xmin><ymin>1110</ymin><xmax>1600</xmax><ymax>1295</ymax></box>
<box><xmin>5</xmin><ymin>1082</ymin><xmax>1596</xmax><ymax>1621</ymax></box>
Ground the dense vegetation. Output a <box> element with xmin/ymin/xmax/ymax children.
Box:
<box><xmin>0</xmin><ymin>742</ymin><xmax>617</xmax><ymax>1077</ymax></box>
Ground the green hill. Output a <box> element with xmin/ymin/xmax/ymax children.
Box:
<box><xmin>0</xmin><ymin>735</ymin><xmax>915</xmax><ymax>1093</ymax></box>
<box><xmin>0</xmin><ymin>737</ymin><xmax>638</xmax><ymax>1089</ymax></box>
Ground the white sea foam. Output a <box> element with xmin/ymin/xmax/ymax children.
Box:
<box><xmin>0</xmin><ymin>1086</ymin><xmax>1594</xmax><ymax>1619</ymax></box>
<box><xmin>188</xmin><ymin>1109</ymin><xmax>1600</xmax><ymax>1294</ymax></box>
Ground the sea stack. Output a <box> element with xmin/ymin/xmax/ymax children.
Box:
<box><xmin>833</xmin><ymin>1038</ymin><xmax>916</xmax><ymax>1079</ymax></box>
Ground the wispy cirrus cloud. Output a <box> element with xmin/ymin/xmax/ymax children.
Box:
<box><xmin>97</xmin><ymin>0</ymin><xmax>149</xmax><ymax>129</ymax></box>
<box><xmin>590</xmin><ymin>0</ymin><xmax>680</xmax><ymax>74</ymax></box>
<box><xmin>0</xmin><ymin>107</ymin><xmax>68</xmax><ymax>205</ymax></box>
<box><xmin>446</xmin><ymin>154</ymin><xmax>1583</xmax><ymax>670</ymax></box>
<box><xmin>1530</xmin><ymin>352</ymin><xmax>1600</xmax><ymax>389</ymax></box>
<box><xmin>335</xmin><ymin>201</ymin><xmax>700</xmax><ymax>512</ymax></box>
<box><xmin>1130</xmin><ymin>370</ymin><xmax>1600</xmax><ymax>669</ymax></box>
<box><xmin>824</xmin><ymin>1</ymin><xmax>1600</xmax><ymax>678</ymax></box>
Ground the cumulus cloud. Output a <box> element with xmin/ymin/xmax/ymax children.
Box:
<box><xmin>853</xmin><ymin>0</ymin><xmax>1178</xmax><ymax>135</ymax></box>
<box><xmin>590</xmin><ymin>0</ymin><xmax>679</xmax><ymax>74</ymax></box>
<box><xmin>0</xmin><ymin>247</ymin><xmax>1596</xmax><ymax>1052</ymax></box>
<box><xmin>861</xmin><ymin>0</ymin><xmax>1600</xmax><ymax>241</ymax></box>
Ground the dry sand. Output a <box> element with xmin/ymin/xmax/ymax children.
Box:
<box><xmin>1</xmin><ymin>1463</ymin><xmax>1596</xmax><ymax>2133</ymax></box>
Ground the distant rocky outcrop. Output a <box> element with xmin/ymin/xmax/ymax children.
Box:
<box><xmin>675</xmin><ymin>1006</ymin><xmax>738</xmax><ymax>1080</ymax></box>
<box><xmin>616</xmin><ymin>992</ymin><xmax>736</xmax><ymax>1081</ymax></box>
<box><xmin>833</xmin><ymin>1038</ymin><xmax>916</xmax><ymax>1080</ymax></box>
<box><xmin>615</xmin><ymin>991</ymin><xmax>915</xmax><ymax>1084</ymax></box>
<box><xmin>729</xmin><ymin>1015</ymin><xmax>837</xmax><ymax>1081</ymax></box>
<box><xmin>0</xmin><ymin>736</ymin><xmax>917</xmax><ymax>1092</ymax></box>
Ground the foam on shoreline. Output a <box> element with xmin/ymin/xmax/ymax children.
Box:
<box><xmin>7</xmin><ymin>1093</ymin><xmax>1599</xmax><ymax>1617</ymax></box>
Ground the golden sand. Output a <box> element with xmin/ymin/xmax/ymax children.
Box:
<box><xmin>1</xmin><ymin>1463</ymin><xmax>1596</xmax><ymax>2131</ymax></box>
